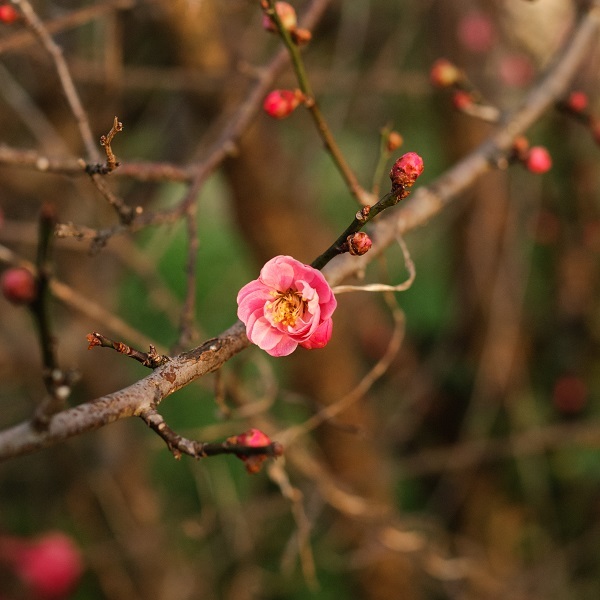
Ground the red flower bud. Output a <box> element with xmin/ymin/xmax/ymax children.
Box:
<box><xmin>347</xmin><ymin>232</ymin><xmax>372</xmax><ymax>256</ymax></box>
<box><xmin>389</xmin><ymin>152</ymin><xmax>424</xmax><ymax>193</ymax></box>
<box><xmin>430</xmin><ymin>58</ymin><xmax>461</xmax><ymax>88</ymax></box>
<box><xmin>263</xmin><ymin>89</ymin><xmax>302</xmax><ymax>119</ymax></box>
<box><xmin>566</xmin><ymin>90</ymin><xmax>588</xmax><ymax>113</ymax></box>
<box><xmin>452</xmin><ymin>90</ymin><xmax>473</xmax><ymax>111</ymax></box>
<box><xmin>234</xmin><ymin>428</ymin><xmax>275</xmax><ymax>474</ymax></box>
<box><xmin>262</xmin><ymin>2</ymin><xmax>297</xmax><ymax>33</ymax></box>
<box><xmin>1</xmin><ymin>267</ymin><xmax>37</xmax><ymax>305</ymax></box>
<box><xmin>0</xmin><ymin>4</ymin><xmax>18</xmax><ymax>24</ymax></box>
<box><xmin>525</xmin><ymin>146</ymin><xmax>552</xmax><ymax>174</ymax></box>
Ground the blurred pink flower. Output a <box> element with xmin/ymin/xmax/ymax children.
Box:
<box><xmin>237</xmin><ymin>255</ymin><xmax>337</xmax><ymax>357</ymax></box>
<box><xmin>0</xmin><ymin>532</ymin><xmax>83</xmax><ymax>600</ymax></box>
<box><xmin>457</xmin><ymin>11</ymin><xmax>496</xmax><ymax>53</ymax></box>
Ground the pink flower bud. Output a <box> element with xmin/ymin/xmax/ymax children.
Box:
<box><xmin>262</xmin><ymin>2</ymin><xmax>297</xmax><ymax>33</ymax></box>
<box><xmin>566</xmin><ymin>90</ymin><xmax>589</xmax><ymax>113</ymax></box>
<box><xmin>457</xmin><ymin>11</ymin><xmax>496</xmax><ymax>53</ymax></box>
<box><xmin>235</xmin><ymin>428</ymin><xmax>273</xmax><ymax>474</ymax></box>
<box><xmin>1</xmin><ymin>267</ymin><xmax>37</xmax><ymax>305</ymax></box>
<box><xmin>0</xmin><ymin>5</ymin><xmax>19</xmax><ymax>24</ymax></box>
<box><xmin>263</xmin><ymin>89</ymin><xmax>302</xmax><ymax>119</ymax></box>
<box><xmin>347</xmin><ymin>232</ymin><xmax>372</xmax><ymax>256</ymax></box>
<box><xmin>389</xmin><ymin>152</ymin><xmax>424</xmax><ymax>192</ymax></box>
<box><xmin>1</xmin><ymin>532</ymin><xmax>83</xmax><ymax>600</ymax></box>
<box><xmin>525</xmin><ymin>146</ymin><xmax>552</xmax><ymax>174</ymax></box>
<box><xmin>430</xmin><ymin>59</ymin><xmax>461</xmax><ymax>88</ymax></box>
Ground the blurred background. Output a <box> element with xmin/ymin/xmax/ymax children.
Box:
<box><xmin>1</xmin><ymin>0</ymin><xmax>600</xmax><ymax>598</ymax></box>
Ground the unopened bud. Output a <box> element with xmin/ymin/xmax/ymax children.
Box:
<box><xmin>291</xmin><ymin>27</ymin><xmax>312</xmax><ymax>45</ymax></box>
<box><xmin>430</xmin><ymin>58</ymin><xmax>462</xmax><ymax>88</ymax></box>
<box><xmin>525</xmin><ymin>146</ymin><xmax>552</xmax><ymax>174</ymax></box>
<box><xmin>234</xmin><ymin>428</ymin><xmax>276</xmax><ymax>474</ymax></box>
<box><xmin>566</xmin><ymin>90</ymin><xmax>588</xmax><ymax>113</ymax></box>
<box><xmin>347</xmin><ymin>232</ymin><xmax>372</xmax><ymax>256</ymax></box>
<box><xmin>0</xmin><ymin>5</ymin><xmax>19</xmax><ymax>24</ymax></box>
<box><xmin>386</xmin><ymin>131</ymin><xmax>403</xmax><ymax>153</ymax></box>
<box><xmin>389</xmin><ymin>152</ymin><xmax>424</xmax><ymax>193</ymax></box>
<box><xmin>1</xmin><ymin>267</ymin><xmax>37</xmax><ymax>305</ymax></box>
<box><xmin>262</xmin><ymin>2</ymin><xmax>297</xmax><ymax>33</ymax></box>
<box><xmin>263</xmin><ymin>89</ymin><xmax>302</xmax><ymax>119</ymax></box>
<box><xmin>452</xmin><ymin>90</ymin><xmax>473</xmax><ymax>111</ymax></box>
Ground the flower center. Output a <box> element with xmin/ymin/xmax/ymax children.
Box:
<box><xmin>266</xmin><ymin>289</ymin><xmax>306</xmax><ymax>327</ymax></box>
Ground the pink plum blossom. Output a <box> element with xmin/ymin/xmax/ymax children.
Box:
<box><xmin>237</xmin><ymin>255</ymin><xmax>337</xmax><ymax>357</ymax></box>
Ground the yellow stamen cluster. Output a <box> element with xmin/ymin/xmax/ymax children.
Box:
<box><xmin>266</xmin><ymin>289</ymin><xmax>306</xmax><ymax>327</ymax></box>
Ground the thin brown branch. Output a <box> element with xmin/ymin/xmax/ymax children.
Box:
<box><xmin>0</xmin><ymin>146</ymin><xmax>195</xmax><ymax>181</ymax></box>
<box><xmin>138</xmin><ymin>405</ymin><xmax>283</xmax><ymax>463</ymax></box>
<box><xmin>12</xmin><ymin>0</ymin><xmax>100</xmax><ymax>161</ymax></box>
<box><xmin>86</xmin><ymin>333</ymin><xmax>170</xmax><ymax>369</ymax></box>
<box><xmin>0</xmin><ymin>0</ymin><xmax>134</xmax><ymax>56</ymax></box>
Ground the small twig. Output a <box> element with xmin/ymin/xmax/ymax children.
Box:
<box><xmin>138</xmin><ymin>406</ymin><xmax>283</xmax><ymax>462</ymax></box>
<box><xmin>84</xmin><ymin>168</ymin><xmax>138</xmax><ymax>226</ymax></box>
<box><xmin>371</xmin><ymin>124</ymin><xmax>395</xmax><ymax>196</ymax></box>
<box><xmin>86</xmin><ymin>116</ymin><xmax>123</xmax><ymax>174</ymax></box>
<box><xmin>87</xmin><ymin>332</ymin><xmax>171</xmax><ymax>369</ymax></box>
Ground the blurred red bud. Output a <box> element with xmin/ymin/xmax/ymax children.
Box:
<box><xmin>1</xmin><ymin>267</ymin><xmax>37</xmax><ymax>305</ymax></box>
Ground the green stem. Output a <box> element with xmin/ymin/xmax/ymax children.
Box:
<box><xmin>265</xmin><ymin>0</ymin><xmax>367</xmax><ymax>204</ymax></box>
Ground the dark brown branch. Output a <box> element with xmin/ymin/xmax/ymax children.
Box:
<box><xmin>138</xmin><ymin>406</ymin><xmax>283</xmax><ymax>463</ymax></box>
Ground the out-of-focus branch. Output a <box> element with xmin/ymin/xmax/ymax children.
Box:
<box><xmin>0</xmin><ymin>0</ymin><xmax>134</xmax><ymax>56</ymax></box>
<box><xmin>12</xmin><ymin>0</ymin><xmax>100</xmax><ymax>162</ymax></box>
